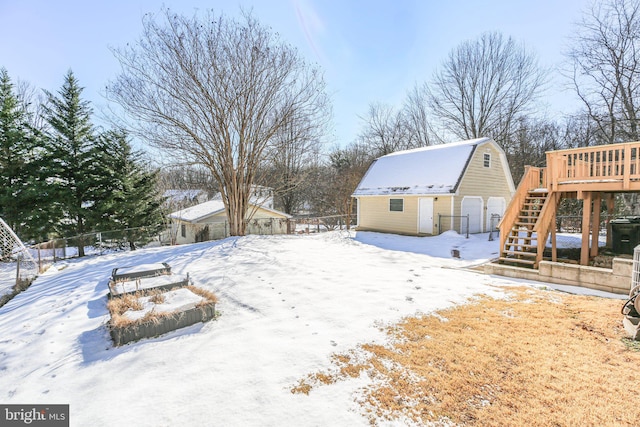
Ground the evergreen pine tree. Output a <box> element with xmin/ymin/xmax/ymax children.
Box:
<box><xmin>41</xmin><ymin>71</ymin><xmax>102</xmax><ymax>256</ymax></box>
<box><xmin>0</xmin><ymin>68</ymin><xmax>36</xmax><ymax>239</ymax></box>
<box><xmin>96</xmin><ymin>129</ymin><xmax>165</xmax><ymax>250</ymax></box>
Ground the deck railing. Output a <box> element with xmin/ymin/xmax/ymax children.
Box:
<box><xmin>547</xmin><ymin>141</ymin><xmax>640</xmax><ymax>190</ymax></box>
<box><xmin>532</xmin><ymin>191</ymin><xmax>558</xmax><ymax>266</ymax></box>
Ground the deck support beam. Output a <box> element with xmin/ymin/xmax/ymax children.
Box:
<box><xmin>606</xmin><ymin>193</ymin><xmax>615</xmax><ymax>248</ymax></box>
<box><xmin>581</xmin><ymin>192</ymin><xmax>592</xmax><ymax>266</ymax></box>
<box><xmin>551</xmin><ymin>192</ymin><xmax>560</xmax><ymax>262</ymax></box>
<box><xmin>591</xmin><ymin>192</ymin><xmax>601</xmax><ymax>258</ymax></box>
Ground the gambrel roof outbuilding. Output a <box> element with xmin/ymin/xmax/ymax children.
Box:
<box><xmin>353</xmin><ymin>137</ymin><xmax>514</xmax><ymax>197</ymax></box>
<box><xmin>352</xmin><ymin>137</ymin><xmax>515</xmax><ymax>236</ymax></box>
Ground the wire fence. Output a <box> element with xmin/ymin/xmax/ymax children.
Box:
<box><xmin>437</xmin><ymin>214</ymin><xmax>470</xmax><ymax>238</ymax></box>
<box><xmin>4</xmin><ymin>216</ymin><xmax>353</xmax><ymax>281</ymax></box>
<box><xmin>170</xmin><ymin>215</ymin><xmax>353</xmax><ymax>244</ymax></box>
<box><xmin>1</xmin><ymin>217</ymin><xmax>39</xmax><ymax>305</ymax></box>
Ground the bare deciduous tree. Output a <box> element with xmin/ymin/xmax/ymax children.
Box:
<box><xmin>15</xmin><ymin>79</ymin><xmax>47</xmax><ymax>133</ymax></box>
<box><xmin>567</xmin><ymin>0</ymin><xmax>640</xmax><ymax>144</ymax></box>
<box><xmin>358</xmin><ymin>103</ymin><xmax>413</xmax><ymax>156</ymax></box>
<box><xmin>503</xmin><ymin>117</ymin><xmax>565</xmax><ymax>182</ymax></box>
<box><xmin>107</xmin><ymin>9</ymin><xmax>328</xmax><ymax>235</ymax></box>
<box><xmin>325</xmin><ymin>143</ymin><xmax>374</xmax><ymax>226</ymax></box>
<box><xmin>427</xmin><ymin>31</ymin><xmax>547</xmax><ymax>143</ymax></box>
<box><xmin>261</xmin><ymin>99</ymin><xmax>330</xmax><ymax>215</ymax></box>
<box><xmin>403</xmin><ymin>85</ymin><xmax>434</xmax><ymax>147</ymax></box>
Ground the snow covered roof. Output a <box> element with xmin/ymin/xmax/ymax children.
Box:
<box><xmin>353</xmin><ymin>138</ymin><xmax>492</xmax><ymax>196</ymax></box>
<box><xmin>163</xmin><ymin>189</ymin><xmax>206</xmax><ymax>202</ymax></box>
<box><xmin>169</xmin><ymin>200</ymin><xmax>226</xmax><ymax>222</ymax></box>
<box><xmin>169</xmin><ymin>199</ymin><xmax>291</xmax><ymax>222</ymax></box>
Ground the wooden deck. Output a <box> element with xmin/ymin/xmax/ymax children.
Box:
<box><xmin>547</xmin><ymin>142</ymin><xmax>640</xmax><ymax>192</ymax></box>
<box><xmin>499</xmin><ymin>141</ymin><xmax>640</xmax><ymax>268</ymax></box>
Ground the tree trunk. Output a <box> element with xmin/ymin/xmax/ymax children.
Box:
<box><xmin>77</xmin><ymin>216</ymin><xmax>85</xmax><ymax>258</ymax></box>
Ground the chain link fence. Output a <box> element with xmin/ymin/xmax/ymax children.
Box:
<box><xmin>1</xmin><ymin>215</ymin><xmax>353</xmax><ymax>307</ymax></box>
<box><xmin>171</xmin><ymin>215</ymin><xmax>353</xmax><ymax>243</ymax></box>
<box><xmin>1</xmin><ymin>218</ymin><xmax>39</xmax><ymax>306</ymax></box>
<box><xmin>28</xmin><ymin>226</ymin><xmax>167</xmax><ymax>274</ymax></box>
<box><xmin>22</xmin><ymin>216</ymin><xmax>353</xmax><ymax>274</ymax></box>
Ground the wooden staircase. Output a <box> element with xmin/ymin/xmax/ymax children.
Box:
<box><xmin>499</xmin><ymin>190</ymin><xmax>548</xmax><ymax>267</ymax></box>
<box><xmin>498</xmin><ymin>166</ymin><xmax>556</xmax><ymax>269</ymax></box>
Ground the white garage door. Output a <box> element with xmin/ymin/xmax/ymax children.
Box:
<box><xmin>461</xmin><ymin>197</ymin><xmax>483</xmax><ymax>234</ymax></box>
<box><xmin>486</xmin><ymin>197</ymin><xmax>506</xmax><ymax>231</ymax></box>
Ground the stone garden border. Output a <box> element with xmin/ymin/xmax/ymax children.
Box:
<box><xmin>109</xmin><ymin>299</ymin><xmax>216</xmax><ymax>346</ymax></box>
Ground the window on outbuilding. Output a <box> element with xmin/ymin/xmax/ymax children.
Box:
<box><xmin>390</xmin><ymin>198</ymin><xmax>404</xmax><ymax>212</ymax></box>
<box><xmin>483</xmin><ymin>153</ymin><xmax>491</xmax><ymax>168</ymax></box>
<box><xmin>181</xmin><ymin>224</ymin><xmax>186</xmax><ymax>238</ymax></box>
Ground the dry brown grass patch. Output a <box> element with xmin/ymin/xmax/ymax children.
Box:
<box><xmin>294</xmin><ymin>286</ymin><xmax>640</xmax><ymax>425</ymax></box>
<box><xmin>186</xmin><ymin>285</ymin><xmax>218</xmax><ymax>306</ymax></box>
<box><xmin>107</xmin><ymin>286</ymin><xmax>217</xmax><ymax>328</ymax></box>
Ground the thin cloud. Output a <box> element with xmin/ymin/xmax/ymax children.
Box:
<box><xmin>293</xmin><ymin>0</ymin><xmax>328</xmax><ymax>66</ymax></box>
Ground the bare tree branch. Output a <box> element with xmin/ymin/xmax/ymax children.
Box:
<box><xmin>106</xmin><ymin>9</ymin><xmax>328</xmax><ymax>235</ymax></box>
<box><xmin>427</xmin><ymin>31</ymin><xmax>547</xmax><ymax>144</ymax></box>
<box><xmin>567</xmin><ymin>0</ymin><xmax>640</xmax><ymax>143</ymax></box>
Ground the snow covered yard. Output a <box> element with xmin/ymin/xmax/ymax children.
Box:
<box><xmin>0</xmin><ymin>231</ymin><xmax>618</xmax><ymax>426</ymax></box>
<box><xmin>0</xmin><ymin>263</ymin><xmax>15</xmax><ymax>298</ymax></box>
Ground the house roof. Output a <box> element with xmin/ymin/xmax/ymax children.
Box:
<box><xmin>169</xmin><ymin>199</ymin><xmax>291</xmax><ymax>223</ymax></box>
<box><xmin>169</xmin><ymin>200</ymin><xmax>226</xmax><ymax>222</ymax></box>
<box><xmin>352</xmin><ymin>137</ymin><xmax>494</xmax><ymax>196</ymax></box>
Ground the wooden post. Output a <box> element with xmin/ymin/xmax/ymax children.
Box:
<box><xmin>551</xmin><ymin>192</ymin><xmax>560</xmax><ymax>262</ymax></box>
<box><xmin>581</xmin><ymin>192</ymin><xmax>592</xmax><ymax>266</ymax></box>
<box><xmin>624</xmin><ymin>145</ymin><xmax>631</xmax><ymax>189</ymax></box>
<box><xmin>591</xmin><ymin>192</ymin><xmax>601</xmax><ymax>257</ymax></box>
<box><xmin>15</xmin><ymin>257</ymin><xmax>20</xmax><ymax>286</ymax></box>
<box><xmin>605</xmin><ymin>193</ymin><xmax>615</xmax><ymax>248</ymax></box>
<box><xmin>37</xmin><ymin>244</ymin><xmax>42</xmax><ymax>273</ymax></box>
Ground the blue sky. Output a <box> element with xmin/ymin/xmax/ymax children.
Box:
<box><xmin>0</xmin><ymin>0</ymin><xmax>590</xmax><ymax>147</ymax></box>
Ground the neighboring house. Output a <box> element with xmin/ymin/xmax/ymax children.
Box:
<box><xmin>168</xmin><ymin>199</ymin><xmax>291</xmax><ymax>244</ymax></box>
<box><xmin>352</xmin><ymin>137</ymin><xmax>515</xmax><ymax>236</ymax></box>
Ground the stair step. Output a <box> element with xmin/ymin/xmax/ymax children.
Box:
<box><xmin>514</xmin><ymin>222</ymin><xmax>535</xmax><ymax>227</ymax></box>
<box><xmin>498</xmin><ymin>257</ymin><xmax>536</xmax><ymax>266</ymax></box>
<box><xmin>504</xmin><ymin>243</ymin><xmax>537</xmax><ymax>249</ymax></box>
<box><xmin>502</xmin><ymin>250</ymin><xmax>536</xmax><ymax>257</ymax></box>
<box><xmin>507</xmin><ymin>236</ymin><xmax>537</xmax><ymax>242</ymax></box>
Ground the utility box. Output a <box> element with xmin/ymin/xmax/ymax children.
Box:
<box><xmin>611</xmin><ymin>217</ymin><xmax>640</xmax><ymax>255</ymax></box>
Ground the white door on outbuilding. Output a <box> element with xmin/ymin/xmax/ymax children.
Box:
<box><xmin>418</xmin><ymin>197</ymin><xmax>434</xmax><ymax>234</ymax></box>
<box><xmin>486</xmin><ymin>197</ymin><xmax>506</xmax><ymax>231</ymax></box>
<box><xmin>461</xmin><ymin>196</ymin><xmax>483</xmax><ymax>234</ymax></box>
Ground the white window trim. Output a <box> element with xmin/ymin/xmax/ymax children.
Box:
<box><xmin>483</xmin><ymin>153</ymin><xmax>491</xmax><ymax>168</ymax></box>
<box><xmin>389</xmin><ymin>198</ymin><xmax>404</xmax><ymax>212</ymax></box>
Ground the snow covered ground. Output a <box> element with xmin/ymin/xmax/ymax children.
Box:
<box><xmin>0</xmin><ymin>231</ymin><xmax>623</xmax><ymax>426</ymax></box>
<box><xmin>0</xmin><ymin>263</ymin><xmax>15</xmax><ymax>298</ymax></box>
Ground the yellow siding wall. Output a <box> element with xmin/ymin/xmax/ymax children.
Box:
<box><xmin>357</xmin><ymin>195</ymin><xmax>453</xmax><ymax>235</ymax></box>
<box><xmin>356</xmin><ymin>142</ymin><xmax>513</xmax><ymax>236</ymax></box>
<box><xmin>434</xmin><ymin>196</ymin><xmax>455</xmax><ymax>233</ymax></box>
<box><xmin>452</xmin><ymin>143</ymin><xmax>513</xmax><ymax>231</ymax></box>
<box><xmin>247</xmin><ymin>207</ymin><xmax>289</xmax><ymax>220</ymax></box>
